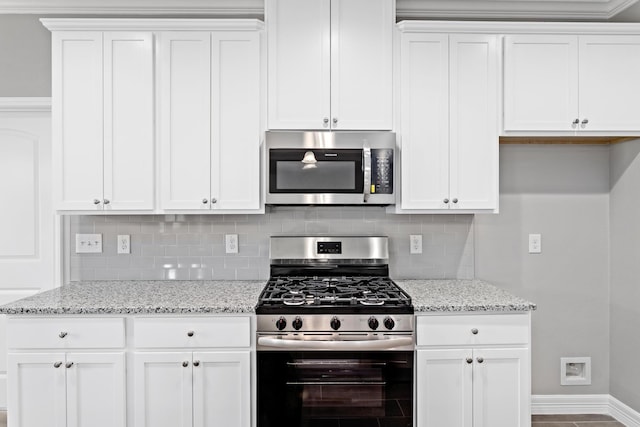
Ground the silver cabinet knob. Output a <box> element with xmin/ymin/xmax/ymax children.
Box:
<box><xmin>476</xmin><ymin>357</ymin><xmax>484</xmax><ymax>364</ymax></box>
<box><xmin>193</xmin><ymin>360</ymin><xmax>200</xmax><ymax>367</ymax></box>
<box><xmin>59</xmin><ymin>332</ymin><xmax>68</xmax><ymax>338</ymax></box>
<box><xmin>103</xmin><ymin>199</ymin><xmax>110</xmax><ymax>205</ymax></box>
<box><xmin>202</xmin><ymin>198</ymin><xmax>208</xmax><ymax>204</ymax></box>
<box><xmin>332</xmin><ymin>117</ymin><xmax>338</xmax><ymax>125</ymax></box>
<box><xmin>452</xmin><ymin>198</ymin><xmax>458</xmax><ymax>204</ymax></box>
<box><xmin>65</xmin><ymin>362</ymin><xmax>74</xmax><ymax>369</ymax></box>
<box><xmin>466</xmin><ymin>358</ymin><xmax>473</xmax><ymax>364</ymax></box>
<box><xmin>443</xmin><ymin>198</ymin><xmax>450</xmax><ymax>204</ymax></box>
<box><xmin>211</xmin><ymin>198</ymin><xmax>217</xmax><ymax>204</ymax></box>
<box><xmin>581</xmin><ymin>119</ymin><xmax>589</xmax><ymax>125</ymax></box>
<box><xmin>323</xmin><ymin>117</ymin><xmax>329</xmax><ymax>124</ymax></box>
<box><xmin>572</xmin><ymin>118</ymin><xmax>580</xmax><ymax>125</ymax></box>
<box><xmin>471</xmin><ymin>328</ymin><xmax>478</xmax><ymax>335</ymax></box>
<box><xmin>187</xmin><ymin>331</ymin><xmax>194</xmax><ymax>337</ymax></box>
<box><xmin>53</xmin><ymin>361</ymin><xmax>63</xmax><ymax>368</ymax></box>
<box><xmin>182</xmin><ymin>361</ymin><xmax>189</xmax><ymax>367</ymax></box>
<box><xmin>93</xmin><ymin>199</ymin><xmax>101</xmax><ymax>205</ymax></box>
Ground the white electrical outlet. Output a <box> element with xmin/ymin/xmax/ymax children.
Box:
<box><xmin>410</xmin><ymin>235</ymin><xmax>423</xmax><ymax>254</ymax></box>
<box><xmin>528</xmin><ymin>234</ymin><xmax>542</xmax><ymax>254</ymax></box>
<box><xmin>225</xmin><ymin>234</ymin><xmax>239</xmax><ymax>254</ymax></box>
<box><xmin>75</xmin><ymin>234</ymin><xmax>102</xmax><ymax>254</ymax></box>
<box><xmin>117</xmin><ymin>235</ymin><xmax>130</xmax><ymax>254</ymax></box>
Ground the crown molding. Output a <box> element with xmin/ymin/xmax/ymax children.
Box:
<box><xmin>0</xmin><ymin>98</ymin><xmax>52</xmax><ymax>112</ymax></box>
<box><xmin>397</xmin><ymin>20</ymin><xmax>640</xmax><ymax>34</ymax></box>
<box><xmin>40</xmin><ymin>18</ymin><xmax>264</xmax><ymax>31</ymax></box>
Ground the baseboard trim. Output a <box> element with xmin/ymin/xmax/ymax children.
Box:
<box><xmin>532</xmin><ymin>394</ymin><xmax>640</xmax><ymax>426</ymax></box>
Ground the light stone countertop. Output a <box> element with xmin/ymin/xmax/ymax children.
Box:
<box><xmin>0</xmin><ymin>279</ymin><xmax>536</xmax><ymax>315</ymax></box>
<box><xmin>396</xmin><ymin>279</ymin><xmax>536</xmax><ymax>312</ymax></box>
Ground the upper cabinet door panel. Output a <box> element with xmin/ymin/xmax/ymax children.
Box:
<box><xmin>503</xmin><ymin>35</ymin><xmax>578</xmax><ymax>131</ymax></box>
<box><xmin>579</xmin><ymin>35</ymin><xmax>640</xmax><ymax>132</ymax></box>
<box><xmin>330</xmin><ymin>0</ymin><xmax>393</xmax><ymax>130</ymax></box>
<box><xmin>53</xmin><ymin>32</ymin><xmax>104</xmax><ymax>211</ymax></box>
<box><xmin>103</xmin><ymin>32</ymin><xmax>155</xmax><ymax>211</ymax></box>
<box><xmin>211</xmin><ymin>32</ymin><xmax>261</xmax><ymax>211</ymax></box>
<box><xmin>159</xmin><ymin>32</ymin><xmax>212</xmax><ymax>210</ymax></box>
<box><xmin>449</xmin><ymin>34</ymin><xmax>498</xmax><ymax>210</ymax></box>
<box><xmin>400</xmin><ymin>33</ymin><xmax>449</xmax><ymax>210</ymax></box>
<box><xmin>267</xmin><ymin>0</ymin><xmax>331</xmax><ymax>130</ymax></box>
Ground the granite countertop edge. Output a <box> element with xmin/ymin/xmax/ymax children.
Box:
<box><xmin>0</xmin><ymin>279</ymin><xmax>536</xmax><ymax>315</ymax></box>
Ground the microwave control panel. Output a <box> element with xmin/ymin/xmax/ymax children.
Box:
<box><xmin>371</xmin><ymin>149</ymin><xmax>393</xmax><ymax>194</ymax></box>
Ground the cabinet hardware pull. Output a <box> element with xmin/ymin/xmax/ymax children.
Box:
<box><xmin>572</xmin><ymin>118</ymin><xmax>579</xmax><ymax>125</ymax></box>
<box><xmin>193</xmin><ymin>360</ymin><xmax>200</xmax><ymax>367</ymax></box>
<box><xmin>202</xmin><ymin>198</ymin><xmax>209</xmax><ymax>204</ymax></box>
<box><xmin>323</xmin><ymin>117</ymin><xmax>329</xmax><ymax>124</ymax></box>
<box><xmin>581</xmin><ymin>118</ymin><xmax>589</xmax><ymax>125</ymax></box>
<box><xmin>443</xmin><ymin>198</ymin><xmax>449</xmax><ymax>204</ymax></box>
<box><xmin>452</xmin><ymin>198</ymin><xmax>458</xmax><ymax>204</ymax></box>
<box><xmin>93</xmin><ymin>199</ymin><xmax>101</xmax><ymax>205</ymax></box>
<box><xmin>471</xmin><ymin>328</ymin><xmax>478</xmax><ymax>335</ymax></box>
<box><xmin>476</xmin><ymin>357</ymin><xmax>484</xmax><ymax>364</ymax></box>
<box><xmin>332</xmin><ymin>117</ymin><xmax>338</xmax><ymax>125</ymax></box>
<box><xmin>211</xmin><ymin>198</ymin><xmax>217</xmax><ymax>204</ymax></box>
<box><xmin>466</xmin><ymin>358</ymin><xmax>473</xmax><ymax>364</ymax></box>
<box><xmin>53</xmin><ymin>361</ymin><xmax>63</xmax><ymax>368</ymax></box>
<box><xmin>103</xmin><ymin>199</ymin><xmax>110</xmax><ymax>205</ymax></box>
<box><xmin>65</xmin><ymin>362</ymin><xmax>74</xmax><ymax>368</ymax></box>
<box><xmin>59</xmin><ymin>332</ymin><xmax>68</xmax><ymax>338</ymax></box>
<box><xmin>187</xmin><ymin>331</ymin><xmax>194</xmax><ymax>337</ymax></box>
<box><xmin>182</xmin><ymin>361</ymin><xmax>189</xmax><ymax>367</ymax></box>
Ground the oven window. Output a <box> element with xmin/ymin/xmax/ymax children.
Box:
<box><xmin>258</xmin><ymin>351</ymin><xmax>413</xmax><ymax>427</ymax></box>
<box><xmin>269</xmin><ymin>149</ymin><xmax>364</xmax><ymax>193</ymax></box>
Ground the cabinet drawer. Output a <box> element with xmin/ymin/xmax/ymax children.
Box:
<box><xmin>416</xmin><ymin>313</ymin><xmax>529</xmax><ymax>347</ymax></box>
<box><xmin>134</xmin><ymin>316</ymin><xmax>251</xmax><ymax>349</ymax></box>
<box><xmin>7</xmin><ymin>317</ymin><xmax>125</xmax><ymax>349</ymax></box>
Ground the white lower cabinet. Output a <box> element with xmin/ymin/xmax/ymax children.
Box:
<box><xmin>416</xmin><ymin>314</ymin><xmax>531</xmax><ymax>427</ymax></box>
<box><xmin>6</xmin><ymin>317</ymin><xmax>127</xmax><ymax>427</ymax></box>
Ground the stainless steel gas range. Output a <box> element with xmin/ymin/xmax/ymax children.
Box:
<box><xmin>256</xmin><ymin>236</ymin><xmax>414</xmax><ymax>427</ymax></box>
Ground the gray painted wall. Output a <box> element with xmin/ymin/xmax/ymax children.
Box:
<box><xmin>609</xmin><ymin>140</ymin><xmax>640</xmax><ymax>411</ymax></box>
<box><xmin>475</xmin><ymin>145</ymin><xmax>611</xmax><ymax>395</ymax></box>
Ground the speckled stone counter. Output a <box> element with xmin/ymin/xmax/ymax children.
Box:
<box><xmin>0</xmin><ymin>281</ymin><xmax>265</xmax><ymax>315</ymax></box>
<box><xmin>395</xmin><ymin>279</ymin><xmax>536</xmax><ymax>312</ymax></box>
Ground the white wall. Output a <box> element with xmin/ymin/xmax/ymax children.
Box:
<box><xmin>475</xmin><ymin>144</ymin><xmax>611</xmax><ymax>395</ymax></box>
<box><xmin>609</xmin><ymin>139</ymin><xmax>640</xmax><ymax>412</ymax></box>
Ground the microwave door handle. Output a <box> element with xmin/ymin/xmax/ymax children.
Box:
<box><xmin>363</xmin><ymin>146</ymin><xmax>372</xmax><ymax>203</ymax></box>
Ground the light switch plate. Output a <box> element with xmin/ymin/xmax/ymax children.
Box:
<box><xmin>75</xmin><ymin>234</ymin><xmax>102</xmax><ymax>253</ymax></box>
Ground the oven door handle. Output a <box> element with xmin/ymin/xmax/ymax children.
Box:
<box><xmin>257</xmin><ymin>336</ymin><xmax>413</xmax><ymax>350</ymax></box>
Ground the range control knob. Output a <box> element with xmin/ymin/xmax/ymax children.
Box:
<box><xmin>368</xmin><ymin>317</ymin><xmax>379</xmax><ymax>330</ymax></box>
<box><xmin>275</xmin><ymin>317</ymin><xmax>287</xmax><ymax>331</ymax></box>
<box><xmin>292</xmin><ymin>317</ymin><xmax>303</xmax><ymax>330</ymax></box>
<box><xmin>330</xmin><ymin>316</ymin><xmax>341</xmax><ymax>331</ymax></box>
<box><xmin>383</xmin><ymin>317</ymin><xmax>395</xmax><ymax>330</ymax></box>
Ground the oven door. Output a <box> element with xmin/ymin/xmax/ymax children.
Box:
<box><xmin>257</xmin><ymin>351</ymin><xmax>413</xmax><ymax>427</ymax></box>
<box><xmin>267</xmin><ymin>148</ymin><xmax>366</xmax><ymax>205</ymax></box>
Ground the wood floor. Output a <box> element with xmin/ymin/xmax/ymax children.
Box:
<box><xmin>0</xmin><ymin>413</ymin><xmax>626</xmax><ymax>426</ymax></box>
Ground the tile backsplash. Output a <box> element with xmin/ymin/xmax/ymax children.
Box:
<box><xmin>68</xmin><ymin>207</ymin><xmax>474</xmax><ymax>281</ymax></box>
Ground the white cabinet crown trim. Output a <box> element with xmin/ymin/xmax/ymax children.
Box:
<box><xmin>396</xmin><ymin>20</ymin><xmax>640</xmax><ymax>35</ymax></box>
<box><xmin>40</xmin><ymin>18</ymin><xmax>264</xmax><ymax>31</ymax></box>
<box><xmin>0</xmin><ymin>97</ymin><xmax>52</xmax><ymax>112</ymax></box>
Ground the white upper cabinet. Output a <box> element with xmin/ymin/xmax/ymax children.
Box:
<box><xmin>51</xmin><ymin>30</ymin><xmax>154</xmax><ymax>211</ymax></box>
<box><xmin>399</xmin><ymin>30</ymin><xmax>498</xmax><ymax>212</ymax></box>
<box><xmin>159</xmin><ymin>30</ymin><xmax>262</xmax><ymax>212</ymax></box>
<box><xmin>504</xmin><ymin>34</ymin><xmax>640</xmax><ymax>133</ymax></box>
<box><xmin>267</xmin><ymin>0</ymin><xmax>393</xmax><ymax>130</ymax></box>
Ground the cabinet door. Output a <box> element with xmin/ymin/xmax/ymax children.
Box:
<box><xmin>52</xmin><ymin>31</ymin><xmax>104</xmax><ymax>211</ymax></box>
<box><xmin>399</xmin><ymin>33</ymin><xmax>449</xmax><ymax>210</ymax></box>
<box><xmin>579</xmin><ymin>35</ymin><xmax>640</xmax><ymax>132</ymax></box>
<box><xmin>503</xmin><ymin>35</ymin><xmax>579</xmax><ymax>131</ymax></box>
<box><xmin>159</xmin><ymin>32</ymin><xmax>212</xmax><ymax>210</ymax></box>
<box><xmin>134</xmin><ymin>352</ymin><xmax>193</xmax><ymax>427</ymax></box>
<box><xmin>192</xmin><ymin>351</ymin><xmax>251</xmax><ymax>427</ymax></box>
<box><xmin>449</xmin><ymin>34</ymin><xmax>498</xmax><ymax>210</ymax></box>
<box><xmin>66</xmin><ymin>352</ymin><xmax>126</xmax><ymax>427</ymax></box>
<box><xmin>330</xmin><ymin>0</ymin><xmax>393</xmax><ymax>130</ymax></box>
<box><xmin>210</xmin><ymin>32</ymin><xmax>261</xmax><ymax>211</ymax></box>
<box><xmin>7</xmin><ymin>353</ymin><xmax>66</xmax><ymax>427</ymax></box>
<box><xmin>473</xmin><ymin>348</ymin><xmax>530</xmax><ymax>427</ymax></box>
<box><xmin>267</xmin><ymin>0</ymin><xmax>331</xmax><ymax>130</ymax></box>
<box><xmin>416</xmin><ymin>349</ymin><xmax>472</xmax><ymax>427</ymax></box>
<box><xmin>103</xmin><ymin>32</ymin><xmax>154</xmax><ymax>211</ymax></box>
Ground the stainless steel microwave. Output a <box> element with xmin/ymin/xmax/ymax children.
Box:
<box><xmin>266</xmin><ymin>131</ymin><xmax>395</xmax><ymax>205</ymax></box>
